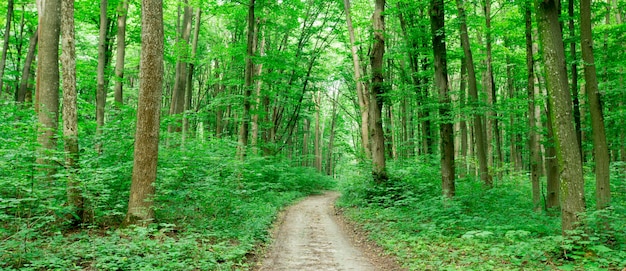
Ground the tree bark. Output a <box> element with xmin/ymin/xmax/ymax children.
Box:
<box><xmin>483</xmin><ymin>0</ymin><xmax>502</xmax><ymax>177</ymax></box>
<box><xmin>456</xmin><ymin>0</ymin><xmax>492</xmax><ymax>187</ymax></box>
<box><xmin>568</xmin><ymin>0</ymin><xmax>583</xmax><ymax>156</ymax></box>
<box><xmin>237</xmin><ymin>0</ymin><xmax>257</xmax><ymax>160</ymax></box>
<box><xmin>36</xmin><ymin>0</ymin><xmax>61</xmax><ymax>178</ymax></box>
<box><xmin>536</xmin><ymin>0</ymin><xmax>585</xmax><ymax>232</ymax></box>
<box><xmin>168</xmin><ymin>0</ymin><xmax>192</xmax><ymax>134</ymax></box>
<box><xmin>113</xmin><ymin>0</ymin><xmax>129</xmax><ymax>106</ymax></box>
<box><xmin>343</xmin><ymin>0</ymin><xmax>370</xmax><ymax>159</ymax></box>
<box><xmin>326</xmin><ymin>91</ymin><xmax>339</xmax><ymax>176</ymax></box>
<box><xmin>17</xmin><ymin>28</ymin><xmax>37</xmax><ymax>103</ymax></box>
<box><xmin>525</xmin><ymin>3</ymin><xmax>541</xmax><ymax>212</ymax></box>
<box><xmin>183</xmin><ymin>8</ymin><xmax>201</xmax><ymax>144</ymax></box>
<box><xmin>370</xmin><ymin>0</ymin><xmax>387</xmax><ymax>182</ymax></box>
<box><xmin>431</xmin><ymin>0</ymin><xmax>455</xmax><ymax>198</ymax></box>
<box><xmin>124</xmin><ymin>0</ymin><xmax>163</xmax><ymax>226</ymax></box>
<box><xmin>580</xmin><ymin>0</ymin><xmax>610</xmax><ymax>209</ymax></box>
<box><xmin>96</xmin><ymin>0</ymin><xmax>109</xmax><ymax>154</ymax></box>
<box><xmin>0</xmin><ymin>0</ymin><xmax>13</xmax><ymax>98</ymax></box>
<box><xmin>314</xmin><ymin>92</ymin><xmax>322</xmax><ymax>171</ymax></box>
<box><xmin>61</xmin><ymin>0</ymin><xmax>83</xmax><ymax>224</ymax></box>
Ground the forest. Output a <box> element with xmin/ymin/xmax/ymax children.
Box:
<box><xmin>0</xmin><ymin>0</ymin><xmax>625</xmax><ymax>269</ymax></box>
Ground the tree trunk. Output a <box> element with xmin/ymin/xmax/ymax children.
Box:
<box><xmin>459</xmin><ymin>56</ymin><xmax>468</xmax><ymax>178</ymax></box>
<box><xmin>183</xmin><ymin>8</ymin><xmax>201</xmax><ymax>144</ymax></box>
<box><xmin>370</xmin><ymin>0</ymin><xmax>387</xmax><ymax>182</ymax></box>
<box><xmin>431</xmin><ymin>0</ymin><xmax>455</xmax><ymax>198</ymax></box>
<box><xmin>0</xmin><ymin>0</ymin><xmax>13</xmax><ymax>98</ymax></box>
<box><xmin>302</xmin><ymin>118</ymin><xmax>310</xmax><ymax>166</ymax></box>
<box><xmin>251</xmin><ymin>21</ymin><xmax>265</xmax><ymax>155</ymax></box>
<box><xmin>536</xmin><ymin>0</ymin><xmax>585</xmax><ymax>233</ymax></box>
<box><xmin>168</xmin><ymin>0</ymin><xmax>192</xmax><ymax>134</ymax></box>
<box><xmin>568</xmin><ymin>0</ymin><xmax>583</xmax><ymax>156</ymax></box>
<box><xmin>580</xmin><ymin>0</ymin><xmax>610</xmax><ymax>209</ymax></box>
<box><xmin>525</xmin><ymin>3</ymin><xmax>541</xmax><ymax>212</ymax></box>
<box><xmin>96</xmin><ymin>0</ymin><xmax>109</xmax><ymax>154</ymax></box>
<box><xmin>343</xmin><ymin>0</ymin><xmax>370</xmax><ymax>159</ymax></box>
<box><xmin>314</xmin><ymin>92</ymin><xmax>322</xmax><ymax>171</ymax></box>
<box><xmin>326</xmin><ymin>92</ymin><xmax>339</xmax><ymax>176</ymax></box>
<box><xmin>36</xmin><ymin>0</ymin><xmax>61</xmax><ymax>178</ymax></box>
<box><xmin>483</xmin><ymin>0</ymin><xmax>502</xmax><ymax>178</ymax></box>
<box><xmin>124</xmin><ymin>0</ymin><xmax>163</xmax><ymax>226</ymax></box>
<box><xmin>17</xmin><ymin>29</ymin><xmax>37</xmax><ymax>103</ymax></box>
<box><xmin>113</xmin><ymin>0</ymin><xmax>129</xmax><ymax>106</ymax></box>
<box><xmin>237</xmin><ymin>0</ymin><xmax>256</xmax><ymax>160</ymax></box>
<box><xmin>543</xmin><ymin>101</ymin><xmax>560</xmax><ymax>211</ymax></box>
<box><xmin>456</xmin><ymin>0</ymin><xmax>492</xmax><ymax>187</ymax></box>
<box><xmin>61</xmin><ymin>0</ymin><xmax>83</xmax><ymax>224</ymax></box>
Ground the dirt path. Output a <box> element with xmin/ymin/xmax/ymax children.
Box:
<box><xmin>255</xmin><ymin>192</ymin><xmax>405</xmax><ymax>271</ymax></box>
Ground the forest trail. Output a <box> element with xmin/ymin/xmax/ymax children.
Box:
<box><xmin>255</xmin><ymin>192</ymin><xmax>405</xmax><ymax>271</ymax></box>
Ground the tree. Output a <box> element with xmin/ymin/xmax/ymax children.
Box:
<box><xmin>168</xmin><ymin>0</ymin><xmax>192</xmax><ymax>135</ymax></box>
<box><xmin>535</xmin><ymin>0</ymin><xmax>585</xmax><ymax>232</ymax></box>
<box><xmin>61</xmin><ymin>0</ymin><xmax>83</xmax><ymax>224</ymax></box>
<box><xmin>237</xmin><ymin>0</ymin><xmax>257</xmax><ymax>160</ymax></box>
<box><xmin>113</xmin><ymin>0</ymin><xmax>129</xmax><ymax>106</ymax></box>
<box><xmin>524</xmin><ymin>1</ymin><xmax>541</xmax><ymax>211</ymax></box>
<box><xmin>370</xmin><ymin>0</ymin><xmax>387</xmax><ymax>182</ymax></box>
<box><xmin>456</xmin><ymin>0</ymin><xmax>492</xmax><ymax>187</ymax></box>
<box><xmin>580</xmin><ymin>0</ymin><xmax>610</xmax><ymax>209</ymax></box>
<box><xmin>343</xmin><ymin>0</ymin><xmax>370</xmax><ymax>159</ymax></box>
<box><xmin>124</xmin><ymin>0</ymin><xmax>164</xmax><ymax>226</ymax></box>
<box><xmin>96</xmin><ymin>0</ymin><xmax>109</xmax><ymax>153</ymax></box>
<box><xmin>36</xmin><ymin>0</ymin><xmax>61</xmax><ymax>177</ymax></box>
<box><xmin>17</xmin><ymin>29</ymin><xmax>37</xmax><ymax>103</ymax></box>
<box><xmin>0</xmin><ymin>0</ymin><xmax>13</xmax><ymax>97</ymax></box>
<box><xmin>430</xmin><ymin>0</ymin><xmax>454</xmax><ymax>197</ymax></box>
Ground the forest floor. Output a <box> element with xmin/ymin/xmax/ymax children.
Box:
<box><xmin>253</xmin><ymin>191</ymin><xmax>406</xmax><ymax>271</ymax></box>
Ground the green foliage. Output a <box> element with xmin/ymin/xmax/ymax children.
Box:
<box><xmin>338</xmin><ymin>161</ymin><xmax>626</xmax><ymax>270</ymax></box>
<box><xmin>0</xmin><ymin>102</ymin><xmax>335</xmax><ymax>270</ymax></box>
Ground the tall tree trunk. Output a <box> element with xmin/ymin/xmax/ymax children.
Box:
<box><xmin>237</xmin><ymin>0</ymin><xmax>257</xmax><ymax>160</ymax></box>
<box><xmin>124</xmin><ymin>0</ymin><xmax>163</xmax><ymax>226</ymax></box>
<box><xmin>96</xmin><ymin>0</ymin><xmax>109</xmax><ymax>154</ymax></box>
<box><xmin>113</xmin><ymin>0</ymin><xmax>129</xmax><ymax>106</ymax></box>
<box><xmin>36</xmin><ymin>0</ymin><xmax>61</xmax><ymax>178</ymax></box>
<box><xmin>456</xmin><ymin>0</ymin><xmax>492</xmax><ymax>187</ymax></box>
<box><xmin>459</xmin><ymin>56</ymin><xmax>469</xmax><ymax>178</ymax></box>
<box><xmin>251</xmin><ymin>24</ymin><xmax>265</xmax><ymax>155</ymax></box>
<box><xmin>431</xmin><ymin>0</ymin><xmax>455</xmax><ymax>198</ymax></box>
<box><xmin>525</xmin><ymin>3</ymin><xmax>541</xmax><ymax>212</ymax></box>
<box><xmin>302</xmin><ymin>118</ymin><xmax>310</xmax><ymax>166</ymax></box>
<box><xmin>314</xmin><ymin>92</ymin><xmax>322</xmax><ymax>171</ymax></box>
<box><xmin>0</xmin><ymin>0</ymin><xmax>13</xmax><ymax>97</ymax></box>
<box><xmin>183</xmin><ymin>8</ymin><xmax>201</xmax><ymax>144</ymax></box>
<box><xmin>61</xmin><ymin>0</ymin><xmax>83</xmax><ymax>224</ymax></box>
<box><xmin>545</xmin><ymin>101</ymin><xmax>560</xmax><ymax>209</ymax></box>
<box><xmin>370</xmin><ymin>0</ymin><xmax>387</xmax><ymax>182</ymax></box>
<box><xmin>568</xmin><ymin>0</ymin><xmax>583</xmax><ymax>156</ymax></box>
<box><xmin>580</xmin><ymin>0</ymin><xmax>610</xmax><ymax>209</ymax></box>
<box><xmin>484</xmin><ymin>0</ymin><xmax>502</xmax><ymax>177</ymax></box>
<box><xmin>17</xmin><ymin>29</ymin><xmax>37</xmax><ymax>103</ymax></box>
<box><xmin>326</xmin><ymin>92</ymin><xmax>339</xmax><ymax>176</ymax></box>
<box><xmin>168</xmin><ymin>0</ymin><xmax>192</xmax><ymax>134</ymax></box>
<box><xmin>343</xmin><ymin>0</ymin><xmax>370</xmax><ymax>159</ymax></box>
<box><xmin>536</xmin><ymin>0</ymin><xmax>585</xmax><ymax>232</ymax></box>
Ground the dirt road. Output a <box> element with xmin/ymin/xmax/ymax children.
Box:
<box><xmin>255</xmin><ymin>192</ymin><xmax>404</xmax><ymax>271</ymax></box>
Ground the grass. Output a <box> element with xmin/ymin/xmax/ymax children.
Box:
<box><xmin>337</xmin><ymin>160</ymin><xmax>626</xmax><ymax>270</ymax></box>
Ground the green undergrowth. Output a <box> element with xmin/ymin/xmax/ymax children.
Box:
<box><xmin>338</xmin><ymin>160</ymin><xmax>626</xmax><ymax>270</ymax></box>
<box><xmin>0</xmin><ymin>103</ymin><xmax>335</xmax><ymax>270</ymax></box>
